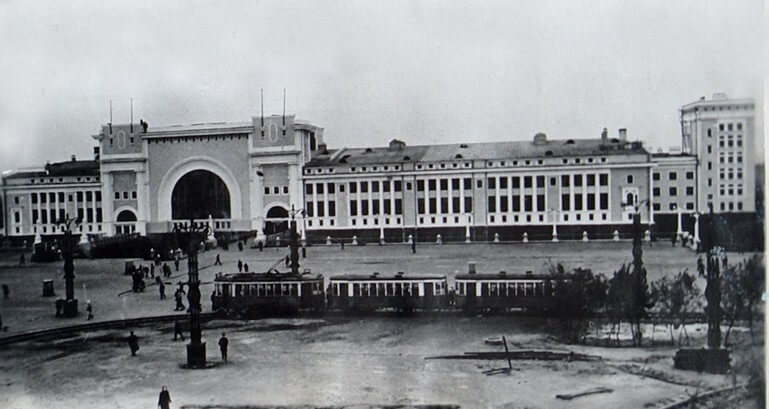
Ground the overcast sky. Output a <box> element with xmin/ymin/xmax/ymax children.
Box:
<box><xmin>0</xmin><ymin>0</ymin><xmax>764</xmax><ymax>171</ymax></box>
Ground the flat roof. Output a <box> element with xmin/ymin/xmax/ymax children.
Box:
<box><xmin>214</xmin><ymin>272</ymin><xmax>323</xmax><ymax>282</ymax></box>
<box><xmin>329</xmin><ymin>274</ymin><xmax>446</xmax><ymax>281</ymax></box>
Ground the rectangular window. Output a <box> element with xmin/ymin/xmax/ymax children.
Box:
<box><xmin>371</xmin><ymin>181</ymin><xmax>379</xmax><ymax>192</ymax></box>
<box><xmin>476</xmin><ymin>180</ymin><xmax>482</xmax><ymax>189</ymax></box>
<box><xmin>653</xmin><ymin>172</ymin><xmax>660</xmax><ymax>181</ymax></box>
<box><xmin>537</xmin><ymin>194</ymin><xmax>545</xmax><ymax>210</ymax></box>
<box><xmin>599</xmin><ymin>193</ymin><xmax>608</xmax><ymax>210</ymax></box>
<box><xmin>32</xmin><ymin>209</ymin><xmax>38</xmax><ymax>223</ymax></box>
<box><xmin>487</xmin><ymin>178</ymin><xmax>496</xmax><ymax>189</ymax></box>
<box><xmin>488</xmin><ymin>197</ymin><xmax>496</xmax><ymax>213</ymax></box>
<box><xmin>574</xmin><ymin>194</ymin><xmax>583</xmax><ymax>211</ymax></box>
<box><xmin>428</xmin><ymin>198</ymin><xmax>437</xmax><ymax>213</ymax></box>
<box><xmin>317</xmin><ymin>202</ymin><xmax>325</xmax><ymax>217</ymax></box>
<box><xmin>41</xmin><ymin>194</ymin><xmax>47</xmax><ymax>203</ymax></box>
<box><xmin>41</xmin><ymin>211</ymin><xmax>48</xmax><ymax>224</ymax></box>
<box><xmin>417</xmin><ymin>198</ymin><xmax>425</xmax><ymax>214</ymax></box>
<box><xmin>58</xmin><ymin>192</ymin><xmax>65</xmax><ymax>202</ymax></box>
<box><xmin>328</xmin><ymin>201</ymin><xmax>336</xmax><ymax>217</ymax></box>
<box><xmin>440</xmin><ymin>198</ymin><xmax>448</xmax><ymax>214</ymax></box>
<box><xmin>360</xmin><ymin>182</ymin><xmax>368</xmax><ymax>193</ymax></box>
<box><xmin>707</xmin><ymin>145</ymin><xmax>712</xmax><ymax>153</ymax></box>
<box><xmin>524</xmin><ymin>195</ymin><xmax>532</xmax><ymax>211</ymax></box>
<box><xmin>627</xmin><ymin>175</ymin><xmax>634</xmax><ymax>184</ymax></box>
<box><xmin>524</xmin><ymin>176</ymin><xmax>532</xmax><ymax>188</ymax></box>
<box><xmin>561</xmin><ymin>175</ymin><xmax>570</xmax><ymax>187</ymax></box>
<box><xmin>361</xmin><ymin>201</ymin><xmax>369</xmax><ymax>215</ymax></box>
<box><xmin>339</xmin><ymin>184</ymin><xmax>345</xmax><ymax>193</ymax></box>
<box><xmin>394</xmin><ymin>181</ymin><xmax>402</xmax><ymax>192</ymax></box>
<box><xmin>499</xmin><ymin>177</ymin><xmax>507</xmax><ymax>189</ymax></box>
<box><xmin>131</xmin><ymin>191</ymin><xmax>136</xmax><ymax>200</ymax></box>
<box><xmin>264</xmin><ymin>187</ymin><xmax>270</xmax><ymax>195</ymax></box>
<box><xmin>669</xmin><ymin>172</ymin><xmax>677</xmax><ymax>180</ymax></box>
<box><xmin>463</xmin><ymin>197</ymin><xmax>472</xmax><ymax>213</ymax></box>
<box><xmin>586</xmin><ymin>194</ymin><xmax>595</xmax><ymax>210</ymax></box>
<box><xmin>417</xmin><ymin>180</ymin><xmax>425</xmax><ymax>192</ymax></box>
<box><xmin>349</xmin><ymin>183</ymin><xmax>357</xmax><ymax>193</ymax></box>
<box><xmin>669</xmin><ymin>187</ymin><xmax>677</xmax><ymax>196</ymax></box>
<box><xmin>439</xmin><ymin>179</ymin><xmax>448</xmax><ymax>190</ymax></box>
<box><xmin>499</xmin><ymin>197</ymin><xmax>508</xmax><ymax>212</ymax></box>
<box><xmin>653</xmin><ymin>187</ymin><xmax>660</xmax><ymax>196</ymax></box>
<box><xmin>599</xmin><ymin>174</ymin><xmax>608</xmax><ymax>186</ymax></box>
<box><xmin>273</xmin><ymin>186</ymin><xmax>280</xmax><ymax>195</ymax></box>
<box><xmin>686</xmin><ymin>186</ymin><xmax>694</xmax><ymax>196</ymax></box>
<box><xmin>427</xmin><ymin>180</ymin><xmax>435</xmax><ymax>191</ymax></box>
<box><xmin>463</xmin><ymin>178</ymin><xmax>472</xmax><ymax>190</ymax></box>
<box><xmin>536</xmin><ymin>176</ymin><xmax>545</xmax><ymax>187</ymax></box>
<box><xmin>586</xmin><ymin>174</ymin><xmax>595</xmax><ymax>186</ymax></box>
<box><xmin>306</xmin><ymin>184</ymin><xmax>313</xmax><ymax>194</ymax></box>
<box><xmin>452</xmin><ymin>178</ymin><xmax>460</xmax><ymax>190</ymax></box>
<box><xmin>383</xmin><ymin>182</ymin><xmax>391</xmax><ymax>193</ymax></box>
<box><xmin>574</xmin><ymin>175</ymin><xmax>582</xmax><ymax>186</ymax></box>
<box><xmin>315</xmin><ymin>184</ymin><xmax>324</xmax><ymax>195</ymax></box>
<box><xmin>452</xmin><ymin>197</ymin><xmax>460</xmax><ymax>213</ymax></box>
<box><xmin>306</xmin><ymin>202</ymin><xmax>314</xmax><ymax>217</ymax></box>
<box><xmin>49</xmin><ymin>192</ymin><xmax>55</xmax><ymax>202</ymax></box>
<box><xmin>123</xmin><ymin>191</ymin><xmax>129</xmax><ymax>199</ymax></box>
<box><xmin>96</xmin><ymin>209</ymin><xmax>102</xmax><ymax>223</ymax></box>
<box><xmin>685</xmin><ymin>171</ymin><xmax>694</xmax><ymax>180</ymax></box>
<box><xmin>31</xmin><ymin>193</ymin><xmax>38</xmax><ymax>204</ymax></box>
<box><xmin>115</xmin><ymin>191</ymin><xmax>121</xmax><ymax>200</ymax></box>
<box><xmin>372</xmin><ymin>200</ymin><xmax>380</xmax><ymax>215</ymax></box>
<box><xmin>512</xmin><ymin>195</ymin><xmax>520</xmax><ymax>212</ymax></box>
<box><xmin>383</xmin><ymin>200</ymin><xmax>391</xmax><ymax>214</ymax></box>
<box><xmin>349</xmin><ymin>201</ymin><xmax>357</xmax><ymax>216</ymax></box>
<box><xmin>394</xmin><ymin>198</ymin><xmax>403</xmax><ymax>215</ymax></box>
<box><xmin>328</xmin><ymin>183</ymin><xmax>335</xmax><ymax>194</ymax></box>
<box><xmin>561</xmin><ymin>194</ymin><xmax>570</xmax><ymax>211</ymax></box>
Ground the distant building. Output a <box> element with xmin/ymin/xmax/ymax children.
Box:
<box><xmin>680</xmin><ymin>93</ymin><xmax>756</xmax><ymax>213</ymax></box>
<box><xmin>0</xmin><ymin>94</ymin><xmax>760</xmax><ymax>245</ymax></box>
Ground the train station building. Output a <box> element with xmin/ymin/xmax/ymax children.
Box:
<box><xmin>0</xmin><ymin>94</ymin><xmax>759</xmax><ymax>245</ymax></box>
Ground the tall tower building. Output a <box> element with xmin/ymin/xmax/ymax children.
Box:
<box><xmin>680</xmin><ymin>93</ymin><xmax>756</xmax><ymax>213</ymax></box>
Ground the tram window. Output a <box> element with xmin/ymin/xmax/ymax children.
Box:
<box><xmin>412</xmin><ymin>283</ymin><xmax>419</xmax><ymax>296</ymax></box>
<box><xmin>386</xmin><ymin>283</ymin><xmax>394</xmax><ymax>296</ymax></box>
<box><xmin>235</xmin><ymin>285</ymin><xmax>242</xmax><ymax>297</ymax></box>
<box><xmin>332</xmin><ymin>284</ymin><xmax>339</xmax><ymax>296</ymax></box>
<box><xmin>516</xmin><ymin>283</ymin><xmax>524</xmax><ymax>295</ymax></box>
<box><xmin>361</xmin><ymin>284</ymin><xmax>369</xmax><ymax>296</ymax></box>
<box><xmin>353</xmin><ymin>283</ymin><xmax>360</xmax><ymax>296</ymax></box>
<box><xmin>377</xmin><ymin>283</ymin><xmax>384</xmax><ymax>296</ymax></box>
<box><xmin>481</xmin><ymin>283</ymin><xmax>489</xmax><ymax>296</ymax></box>
<box><xmin>266</xmin><ymin>285</ymin><xmax>274</xmax><ymax>296</ymax></box>
<box><xmin>290</xmin><ymin>284</ymin><xmax>298</xmax><ymax>296</ymax></box>
<box><xmin>525</xmin><ymin>282</ymin><xmax>534</xmax><ymax>296</ymax></box>
<box><xmin>257</xmin><ymin>285</ymin><xmax>264</xmax><ymax>296</ymax></box>
<box><xmin>508</xmin><ymin>283</ymin><xmax>515</xmax><ymax>295</ymax></box>
<box><xmin>490</xmin><ymin>283</ymin><xmax>498</xmax><ymax>296</ymax></box>
<box><xmin>394</xmin><ymin>283</ymin><xmax>402</xmax><ymax>296</ymax></box>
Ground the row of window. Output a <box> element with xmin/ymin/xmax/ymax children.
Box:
<box><xmin>349</xmin><ymin>199</ymin><xmax>404</xmax><ymax>216</ymax></box>
<box><xmin>265</xmin><ymin>186</ymin><xmax>289</xmax><ymax>195</ymax></box>
<box><xmin>417</xmin><ymin>197</ymin><xmax>472</xmax><ymax>214</ymax></box>
<box><xmin>29</xmin><ymin>176</ymin><xmax>97</xmax><ymax>184</ymax></box>
<box><xmin>25</xmin><ymin>191</ymin><xmax>102</xmax><ymax>204</ymax></box>
<box><xmin>455</xmin><ymin>281</ymin><xmax>548</xmax><ymax>297</ymax></box>
<box><xmin>32</xmin><ymin>207</ymin><xmax>103</xmax><ymax>224</ymax></box>
<box><xmin>653</xmin><ymin>171</ymin><xmax>694</xmax><ymax>181</ymax></box>
<box><xmin>652</xmin><ymin>202</ymin><xmax>695</xmax><ymax>211</ymax></box>
<box><xmin>653</xmin><ymin>186</ymin><xmax>695</xmax><ymax>197</ymax></box>
<box><xmin>114</xmin><ymin>191</ymin><xmax>137</xmax><ymax>200</ymax></box>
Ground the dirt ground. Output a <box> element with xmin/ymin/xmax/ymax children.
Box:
<box><xmin>0</xmin><ymin>315</ymin><xmax>760</xmax><ymax>409</ymax></box>
<box><xmin>0</xmin><ymin>242</ymin><xmax>762</xmax><ymax>408</ymax></box>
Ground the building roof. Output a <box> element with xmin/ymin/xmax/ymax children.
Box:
<box><xmin>3</xmin><ymin>159</ymin><xmax>99</xmax><ymax>180</ymax></box>
<box><xmin>681</xmin><ymin>94</ymin><xmax>754</xmax><ymax>110</ymax></box>
<box><xmin>308</xmin><ymin>137</ymin><xmax>648</xmax><ymax>167</ymax></box>
<box><xmin>329</xmin><ymin>274</ymin><xmax>446</xmax><ymax>281</ymax></box>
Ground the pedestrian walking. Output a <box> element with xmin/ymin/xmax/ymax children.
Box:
<box><xmin>411</xmin><ymin>238</ymin><xmax>416</xmax><ymax>254</ymax></box>
<box><xmin>86</xmin><ymin>300</ymin><xmax>94</xmax><ymax>320</ymax></box>
<box><xmin>238</xmin><ymin>241</ymin><xmax>243</xmax><ymax>252</ymax></box>
<box><xmin>219</xmin><ymin>333</ymin><xmax>229</xmax><ymax>362</ymax></box>
<box><xmin>19</xmin><ymin>253</ymin><xmax>25</xmax><ymax>267</ymax></box>
<box><xmin>158</xmin><ymin>386</ymin><xmax>172</xmax><ymax>409</ymax></box>
<box><xmin>159</xmin><ymin>282</ymin><xmax>166</xmax><ymax>299</ymax></box>
<box><xmin>174</xmin><ymin>290</ymin><xmax>185</xmax><ymax>311</ymax></box>
<box><xmin>173</xmin><ymin>321</ymin><xmax>185</xmax><ymax>341</ymax></box>
<box><xmin>163</xmin><ymin>263</ymin><xmax>171</xmax><ymax>278</ymax></box>
<box><xmin>174</xmin><ymin>257</ymin><xmax>180</xmax><ymax>272</ymax></box>
<box><xmin>215</xmin><ymin>254</ymin><xmax>222</xmax><ymax>266</ymax></box>
<box><xmin>237</xmin><ymin>259</ymin><xmax>243</xmax><ymax>272</ymax></box>
<box><xmin>257</xmin><ymin>241</ymin><xmax>263</xmax><ymax>252</ymax></box>
<box><xmin>284</xmin><ymin>255</ymin><xmax>290</xmax><ymax>267</ymax></box>
<box><xmin>1</xmin><ymin>284</ymin><xmax>8</xmax><ymax>300</ymax></box>
<box><xmin>340</xmin><ymin>241</ymin><xmax>345</xmax><ymax>250</ymax></box>
<box><xmin>127</xmin><ymin>331</ymin><xmax>139</xmax><ymax>356</ymax></box>
<box><xmin>243</xmin><ymin>263</ymin><xmax>249</xmax><ymax>272</ymax></box>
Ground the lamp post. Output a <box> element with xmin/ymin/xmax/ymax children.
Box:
<box><xmin>55</xmin><ymin>214</ymin><xmax>82</xmax><ymax>318</ymax></box>
<box><xmin>172</xmin><ymin>219</ymin><xmax>210</xmax><ymax>368</ymax></box>
<box><xmin>289</xmin><ymin>206</ymin><xmax>302</xmax><ymax>275</ymax></box>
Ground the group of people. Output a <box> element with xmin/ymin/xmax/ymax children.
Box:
<box><xmin>127</xmin><ymin>329</ymin><xmax>229</xmax><ymax>361</ymax></box>
<box><xmin>236</xmin><ymin>259</ymin><xmax>250</xmax><ymax>273</ymax></box>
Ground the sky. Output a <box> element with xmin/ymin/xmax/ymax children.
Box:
<box><xmin>0</xmin><ymin>0</ymin><xmax>765</xmax><ymax>172</ymax></box>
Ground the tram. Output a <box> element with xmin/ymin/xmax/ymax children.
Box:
<box><xmin>454</xmin><ymin>270</ymin><xmax>556</xmax><ymax>313</ymax></box>
<box><xmin>212</xmin><ymin>270</ymin><xmax>325</xmax><ymax>316</ymax></box>
<box><xmin>327</xmin><ymin>272</ymin><xmax>449</xmax><ymax>312</ymax></box>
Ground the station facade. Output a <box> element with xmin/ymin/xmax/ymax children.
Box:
<box><xmin>0</xmin><ymin>94</ymin><xmax>758</xmax><ymax>244</ymax></box>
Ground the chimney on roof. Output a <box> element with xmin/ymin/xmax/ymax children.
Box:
<box><xmin>618</xmin><ymin>128</ymin><xmax>627</xmax><ymax>143</ymax></box>
<box><xmin>601</xmin><ymin>127</ymin><xmax>608</xmax><ymax>145</ymax></box>
<box><xmin>71</xmin><ymin>155</ymin><xmax>77</xmax><ymax>162</ymax></box>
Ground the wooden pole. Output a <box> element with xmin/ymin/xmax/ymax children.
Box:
<box><xmin>502</xmin><ymin>335</ymin><xmax>512</xmax><ymax>370</ymax></box>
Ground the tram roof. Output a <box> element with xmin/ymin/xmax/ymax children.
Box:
<box><xmin>330</xmin><ymin>274</ymin><xmax>446</xmax><ymax>281</ymax></box>
<box><xmin>214</xmin><ymin>272</ymin><xmax>323</xmax><ymax>282</ymax></box>
<box><xmin>455</xmin><ymin>273</ymin><xmax>555</xmax><ymax>280</ymax></box>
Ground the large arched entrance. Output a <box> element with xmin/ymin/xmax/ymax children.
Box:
<box><xmin>171</xmin><ymin>170</ymin><xmax>231</xmax><ymax>220</ymax></box>
<box><xmin>115</xmin><ymin>209</ymin><xmax>137</xmax><ymax>235</ymax></box>
<box><xmin>264</xmin><ymin>205</ymin><xmax>289</xmax><ymax>235</ymax></box>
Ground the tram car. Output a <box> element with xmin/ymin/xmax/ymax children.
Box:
<box><xmin>454</xmin><ymin>270</ymin><xmax>556</xmax><ymax>313</ymax></box>
<box><xmin>212</xmin><ymin>270</ymin><xmax>325</xmax><ymax>316</ymax></box>
<box><xmin>328</xmin><ymin>272</ymin><xmax>449</xmax><ymax>312</ymax></box>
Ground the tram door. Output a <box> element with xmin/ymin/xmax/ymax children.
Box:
<box><xmin>339</xmin><ymin>282</ymin><xmax>349</xmax><ymax>309</ymax></box>
<box><xmin>423</xmin><ymin>282</ymin><xmax>433</xmax><ymax>308</ymax></box>
<box><xmin>466</xmin><ymin>282</ymin><xmax>477</xmax><ymax>311</ymax></box>
<box><xmin>300</xmin><ymin>282</ymin><xmax>313</xmax><ymax>308</ymax></box>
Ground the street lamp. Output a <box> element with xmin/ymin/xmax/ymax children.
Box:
<box><xmin>288</xmin><ymin>206</ymin><xmax>303</xmax><ymax>275</ymax></box>
<box><xmin>55</xmin><ymin>214</ymin><xmax>82</xmax><ymax>318</ymax></box>
<box><xmin>172</xmin><ymin>219</ymin><xmax>211</xmax><ymax>368</ymax></box>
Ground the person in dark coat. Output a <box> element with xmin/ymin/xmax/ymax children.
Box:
<box><xmin>238</xmin><ymin>241</ymin><xmax>243</xmax><ymax>252</ymax></box>
<box><xmin>340</xmin><ymin>241</ymin><xmax>345</xmax><ymax>250</ymax></box>
<box><xmin>174</xmin><ymin>289</ymin><xmax>185</xmax><ymax>311</ymax></box>
<box><xmin>237</xmin><ymin>259</ymin><xmax>243</xmax><ymax>272</ymax></box>
<box><xmin>127</xmin><ymin>331</ymin><xmax>139</xmax><ymax>356</ymax></box>
<box><xmin>219</xmin><ymin>333</ymin><xmax>229</xmax><ymax>362</ymax></box>
<box><xmin>257</xmin><ymin>241</ymin><xmax>264</xmax><ymax>252</ymax></box>
<box><xmin>215</xmin><ymin>254</ymin><xmax>222</xmax><ymax>266</ymax></box>
<box><xmin>158</xmin><ymin>386</ymin><xmax>171</xmax><ymax>409</ymax></box>
<box><xmin>159</xmin><ymin>282</ymin><xmax>166</xmax><ymax>299</ymax></box>
<box><xmin>243</xmin><ymin>263</ymin><xmax>249</xmax><ymax>272</ymax></box>
<box><xmin>411</xmin><ymin>239</ymin><xmax>416</xmax><ymax>254</ymax></box>
<box><xmin>163</xmin><ymin>263</ymin><xmax>171</xmax><ymax>278</ymax></box>
<box><xmin>174</xmin><ymin>257</ymin><xmax>180</xmax><ymax>272</ymax></box>
<box><xmin>19</xmin><ymin>253</ymin><xmax>25</xmax><ymax>267</ymax></box>
<box><xmin>173</xmin><ymin>320</ymin><xmax>185</xmax><ymax>341</ymax></box>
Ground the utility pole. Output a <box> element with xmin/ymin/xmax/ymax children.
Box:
<box><xmin>289</xmin><ymin>206</ymin><xmax>300</xmax><ymax>275</ymax></box>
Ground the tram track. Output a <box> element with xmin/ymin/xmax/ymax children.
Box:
<box><xmin>0</xmin><ymin>312</ymin><xmax>218</xmax><ymax>347</ymax></box>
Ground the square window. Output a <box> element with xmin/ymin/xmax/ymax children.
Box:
<box><xmin>283</xmin><ymin>186</ymin><xmax>289</xmax><ymax>194</ymax></box>
<box><xmin>653</xmin><ymin>172</ymin><xmax>660</xmax><ymax>181</ymax></box>
<box><xmin>131</xmin><ymin>191</ymin><xmax>137</xmax><ymax>199</ymax></box>
<box><xmin>264</xmin><ymin>187</ymin><xmax>270</xmax><ymax>195</ymax></box>
<box><xmin>273</xmin><ymin>186</ymin><xmax>280</xmax><ymax>195</ymax></box>
<box><xmin>626</xmin><ymin>175</ymin><xmax>634</xmax><ymax>184</ymax></box>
